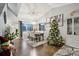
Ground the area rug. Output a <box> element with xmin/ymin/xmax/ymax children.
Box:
<box><xmin>53</xmin><ymin>45</ymin><xmax>79</xmax><ymax>56</ymax></box>
<box><xmin>26</xmin><ymin>40</ymin><xmax>47</xmax><ymax>47</ymax></box>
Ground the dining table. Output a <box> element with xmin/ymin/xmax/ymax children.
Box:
<box><xmin>33</xmin><ymin>31</ymin><xmax>44</xmax><ymax>42</ymax></box>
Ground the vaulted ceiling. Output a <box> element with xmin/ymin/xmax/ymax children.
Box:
<box><xmin>0</xmin><ymin>3</ymin><xmax>5</xmax><ymax>15</ymax></box>
<box><xmin>7</xmin><ymin>3</ymin><xmax>71</xmax><ymax>24</ymax></box>
<box><xmin>18</xmin><ymin>3</ymin><xmax>70</xmax><ymax>22</ymax></box>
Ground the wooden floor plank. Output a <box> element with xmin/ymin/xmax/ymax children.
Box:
<box><xmin>13</xmin><ymin>38</ymin><xmax>60</xmax><ymax>56</ymax></box>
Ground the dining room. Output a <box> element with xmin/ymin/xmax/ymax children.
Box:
<box><xmin>21</xmin><ymin>20</ymin><xmax>48</xmax><ymax>47</ymax></box>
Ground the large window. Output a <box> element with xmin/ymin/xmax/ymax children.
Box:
<box><xmin>74</xmin><ymin>17</ymin><xmax>79</xmax><ymax>35</ymax></box>
<box><xmin>67</xmin><ymin>16</ymin><xmax>79</xmax><ymax>35</ymax></box>
<box><xmin>39</xmin><ymin>23</ymin><xmax>45</xmax><ymax>31</ymax></box>
<box><xmin>22</xmin><ymin>24</ymin><xmax>33</xmax><ymax>31</ymax></box>
<box><xmin>67</xmin><ymin>18</ymin><xmax>72</xmax><ymax>35</ymax></box>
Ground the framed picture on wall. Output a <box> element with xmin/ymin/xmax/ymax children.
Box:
<box><xmin>58</xmin><ymin>14</ymin><xmax>63</xmax><ymax>26</ymax></box>
<box><xmin>50</xmin><ymin>16</ymin><xmax>54</xmax><ymax>23</ymax></box>
<box><xmin>46</xmin><ymin>17</ymin><xmax>51</xmax><ymax>24</ymax></box>
<box><xmin>54</xmin><ymin>14</ymin><xmax>64</xmax><ymax>26</ymax></box>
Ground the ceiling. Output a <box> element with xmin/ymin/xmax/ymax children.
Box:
<box><xmin>18</xmin><ymin>3</ymin><xmax>71</xmax><ymax>22</ymax></box>
<box><xmin>0</xmin><ymin>3</ymin><xmax>5</xmax><ymax>15</ymax></box>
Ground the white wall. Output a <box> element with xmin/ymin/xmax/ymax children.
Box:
<box><xmin>7</xmin><ymin>3</ymin><xmax>21</xmax><ymax>33</ymax></box>
<box><xmin>0</xmin><ymin>15</ymin><xmax>5</xmax><ymax>36</ymax></box>
<box><xmin>41</xmin><ymin>3</ymin><xmax>79</xmax><ymax>48</ymax></box>
<box><xmin>7</xmin><ymin>8</ymin><xmax>19</xmax><ymax>33</ymax></box>
<box><xmin>0</xmin><ymin>4</ymin><xmax>7</xmax><ymax>36</ymax></box>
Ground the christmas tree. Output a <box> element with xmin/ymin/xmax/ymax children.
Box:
<box><xmin>47</xmin><ymin>19</ymin><xmax>65</xmax><ymax>47</ymax></box>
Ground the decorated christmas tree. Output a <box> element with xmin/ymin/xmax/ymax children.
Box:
<box><xmin>47</xmin><ymin>19</ymin><xmax>65</xmax><ymax>47</ymax></box>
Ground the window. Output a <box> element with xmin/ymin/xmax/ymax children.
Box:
<box><xmin>22</xmin><ymin>24</ymin><xmax>33</xmax><ymax>31</ymax></box>
<box><xmin>22</xmin><ymin>25</ymin><xmax>26</xmax><ymax>31</ymax></box>
<box><xmin>67</xmin><ymin>18</ymin><xmax>72</xmax><ymax>35</ymax></box>
<box><xmin>67</xmin><ymin>16</ymin><xmax>79</xmax><ymax>35</ymax></box>
<box><xmin>39</xmin><ymin>23</ymin><xmax>45</xmax><ymax>31</ymax></box>
<box><xmin>74</xmin><ymin>17</ymin><xmax>79</xmax><ymax>35</ymax></box>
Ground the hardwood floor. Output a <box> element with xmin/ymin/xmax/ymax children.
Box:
<box><xmin>13</xmin><ymin>38</ymin><xmax>61</xmax><ymax>56</ymax></box>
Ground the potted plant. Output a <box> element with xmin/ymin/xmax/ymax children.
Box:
<box><xmin>4</xmin><ymin>29</ymin><xmax>19</xmax><ymax>41</ymax></box>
